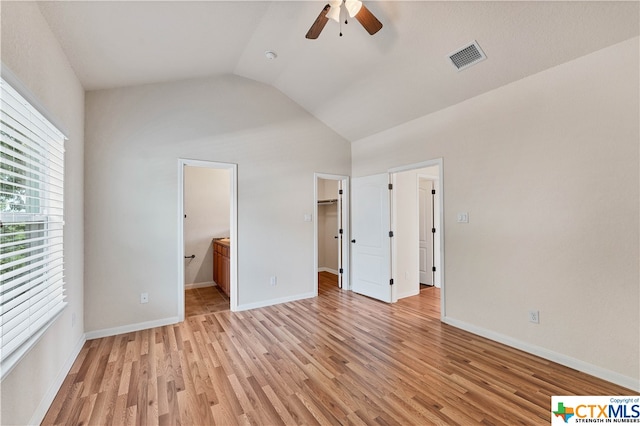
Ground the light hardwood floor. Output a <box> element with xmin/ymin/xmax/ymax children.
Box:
<box><xmin>185</xmin><ymin>285</ymin><xmax>230</xmax><ymax>317</ymax></box>
<box><xmin>43</xmin><ymin>273</ymin><xmax>631</xmax><ymax>425</ymax></box>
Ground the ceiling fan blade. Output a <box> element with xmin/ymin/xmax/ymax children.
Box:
<box><xmin>354</xmin><ymin>4</ymin><xmax>383</xmax><ymax>35</ymax></box>
<box><xmin>306</xmin><ymin>4</ymin><xmax>331</xmax><ymax>39</ymax></box>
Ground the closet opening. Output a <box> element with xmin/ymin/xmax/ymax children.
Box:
<box><xmin>314</xmin><ymin>174</ymin><xmax>349</xmax><ymax>295</ymax></box>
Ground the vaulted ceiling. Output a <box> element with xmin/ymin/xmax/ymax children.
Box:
<box><xmin>37</xmin><ymin>1</ymin><xmax>639</xmax><ymax>142</ymax></box>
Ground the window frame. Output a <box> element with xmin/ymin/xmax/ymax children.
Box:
<box><xmin>1</xmin><ymin>70</ymin><xmax>68</xmax><ymax>380</ymax></box>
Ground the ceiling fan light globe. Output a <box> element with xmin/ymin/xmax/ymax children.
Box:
<box><xmin>326</xmin><ymin>5</ymin><xmax>341</xmax><ymax>23</ymax></box>
<box><xmin>345</xmin><ymin>0</ymin><xmax>363</xmax><ymax>18</ymax></box>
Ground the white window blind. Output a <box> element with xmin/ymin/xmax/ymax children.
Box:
<box><xmin>0</xmin><ymin>77</ymin><xmax>67</xmax><ymax>377</ymax></box>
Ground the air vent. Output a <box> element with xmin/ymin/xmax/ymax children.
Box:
<box><xmin>448</xmin><ymin>40</ymin><xmax>486</xmax><ymax>71</ymax></box>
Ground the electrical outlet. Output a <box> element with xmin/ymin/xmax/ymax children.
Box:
<box><xmin>528</xmin><ymin>310</ymin><xmax>539</xmax><ymax>324</ymax></box>
<box><xmin>140</xmin><ymin>292</ymin><xmax>149</xmax><ymax>304</ymax></box>
<box><xmin>270</xmin><ymin>276</ymin><xmax>277</xmax><ymax>286</ymax></box>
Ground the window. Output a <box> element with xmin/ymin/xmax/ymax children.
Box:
<box><xmin>0</xmin><ymin>77</ymin><xmax>67</xmax><ymax>377</ymax></box>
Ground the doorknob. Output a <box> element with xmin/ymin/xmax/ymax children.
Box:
<box><xmin>351</xmin><ymin>239</ymin><xmax>356</xmax><ymax>243</ymax></box>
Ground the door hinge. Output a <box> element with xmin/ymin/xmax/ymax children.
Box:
<box><xmin>390</xmin><ymin>278</ymin><xmax>394</xmax><ymax>286</ymax></box>
<box><xmin>388</xmin><ymin>183</ymin><xmax>393</xmax><ymax>190</ymax></box>
<box><xmin>339</xmin><ymin>189</ymin><xmax>343</xmax><ymax>195</ymax></box>
<box><xmin>389</xmin><ymin>231</ymin><xmax>394</xmax><ymax>237</ymax></box>
<box><xmin>339</xmin><ymin>268</ymin><xmax>344</xmax><ymax>274</ymax></box>
<box><xmin>432</xmin><ymin>189</ymin><xmax>436</xmax><ymax>195</ymax></box>
<box><xmin>432</xmin><ymin>228</ymin><xmax>436</xmax><ymax>233</ymax></box>
<box><xmin>339</xmin><ymin>228</ymin><xmax>343</xmax><ymax>234</ymax></box>
<box><xmin>432</xmin><ymin>266</ymin><xmax>436</xmax><ymax>272</ymax></box>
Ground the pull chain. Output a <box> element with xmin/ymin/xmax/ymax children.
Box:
<box><xmin>339</xmin><ymin>5</ymin><xmax>348</xmax><ymax>36</ymax></box>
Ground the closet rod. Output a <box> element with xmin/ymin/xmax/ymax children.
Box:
<box><xmin>317</xmin><ymin>199</ymin><xmax>338</xmax><ymax>205</ymax></box>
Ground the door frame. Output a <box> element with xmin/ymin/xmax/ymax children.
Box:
<box><xmin>314</xmin><ymin>173</ymin><xmax>350</xmax><ymax>295</ymax></box>
<box><xmin>389</xmin><ymin>158</ymin><xmax>445</xmax><ymax>318</ymax></box>
<box><xmin>178</xmin><ymin>158</ymin><xmax>238</xmax><ymax>319</ymax></box>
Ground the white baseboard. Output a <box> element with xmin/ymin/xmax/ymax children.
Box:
<box><xmin>185</xmin><ymin>281</ymin><xmax>216</xmax><ymax>290</ymax></box>
<box><xmin>442</xmin><ymin>316</ymin><xmax>640</xmax><ymax>392</ymax></box>
<box><xmin>29</xmin><ymin>333</ymin><xmax>87</xmax><ymax>426</ymax></box>
<box><xmin>318</xmin><ymin>267</ymin><xmax>338</xmax><ymax>275</ymax></box>
<box><xmin>235</xmin><ymin>292</ymin><xmax>316</xmax><ymax>312</ymax></box>
<box><xmin>85</xmin><ymin>316</ymin><xmax>180</xmax><ymax>340</ymax></box>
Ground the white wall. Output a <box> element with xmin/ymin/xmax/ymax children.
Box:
<box><xmin>318</xmin><ymin>178</ymin><xmax>338</xmax><ymax>200</ymax></box>
<box><xmin>352</xmin><ymin>37</ymin><xmax>640</xmax><ymax>389</ymax></box>
<box><xmin>184</xmin><ymin>166</ymin><xmax>230</xmax><ymax>286</ymax></box>
<box><xmin>0</xmin><ymin>2</ymin><xmax>86</xmax><ymax>424</ymax></box>
<box><xmin>84</xmin><ymin>74</ymin><xmax>351</xmax><ymax>332</ymax></box>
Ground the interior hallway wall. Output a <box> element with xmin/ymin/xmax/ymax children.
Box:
<box><xmin>351</xmin><ymin>38</ymin><xmax>640</xmax><ymax>388</ymax></box>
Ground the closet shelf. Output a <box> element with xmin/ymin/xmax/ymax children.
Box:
<box><xmin>318</xmin><ymin>199</ymin><xmax>338</xmax><ymax>205</ymax></box>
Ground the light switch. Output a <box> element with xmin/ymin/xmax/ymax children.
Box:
<box><xmin>457</xmin><ymin>212</ymin><xmax>469</xmax><ymax>223</ymax></box>
<box><xmin>304</xmin><ymin>214</ymin><xmax>312</xmax><ymax>222</ymax></box>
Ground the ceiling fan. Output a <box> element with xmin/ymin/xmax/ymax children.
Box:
<box><xmin>306</xmin><ymin>0</ymin><xmax>383</xmax><ymax>39</ymax></box>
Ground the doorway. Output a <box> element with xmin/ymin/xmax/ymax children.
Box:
<box><xmin>178</xmin><ymin>159</ymin><xmax>238</xmax><ymax>320</ymax></box>
<box><xmin>390</xmin><ymin>160</ymin><xmax>444</xmax><ymax>317</ymax></box>
<box><xmin>314</xmin><ymin>174</ymin><xmax>349</xmax><ymax>295</ymax></box>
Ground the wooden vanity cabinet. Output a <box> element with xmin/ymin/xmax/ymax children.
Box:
<box><xmin>213</xmin><ymin>239</ymin><xmax>230</xmax><ymax>297</ymax></box>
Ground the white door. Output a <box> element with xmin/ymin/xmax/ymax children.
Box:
<box><xmin>419</xmin><ymin>179</ymin><xmax>434</xmax><ymax>285</ymax></box>
<box><xmin>351</xmin><ymin>173</ymin><xmax>392</xmax><ymax>302</ymax></box>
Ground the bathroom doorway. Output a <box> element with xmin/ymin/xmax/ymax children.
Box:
<box><xmin>178</xmin><ymin>159</ymin><xmax>237</xmax><ymax>320</ymax></box>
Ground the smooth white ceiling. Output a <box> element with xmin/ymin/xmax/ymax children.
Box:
<box><xmin>37</xmin><ymin>1</ymin><xmax>639</xmax><ymax>142</ymax></box>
